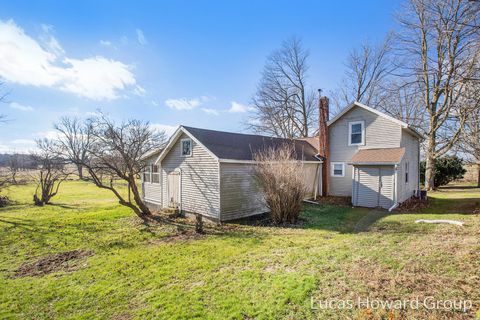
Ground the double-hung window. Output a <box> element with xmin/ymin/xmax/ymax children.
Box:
<box><xmin>152</xmin><ymin>165</ymin><xmax>160</xmax><ymax>184</ymax></box>
<box><xmin>143</xmin><ymin>165</ymin><xmax>151</xmax><ymax>183</ymax></box>
<box><xmin>331</xmin><ymin>162</ymin><xmax>345</xmax><ymax>177</ymax></box>
<box><xmin>181</xmin><ymin>138</ymin><xmax>192</xmax><ymax>156</ymax></box>
<box><xmin>348</xmin><ymin>121</ymin><xmax>365</xmax><ymax>146</ymax></box>
<box><xmin>143</xmin><ymin>164</ymin><xmax>160</xmax><ymax>184</ymax></box>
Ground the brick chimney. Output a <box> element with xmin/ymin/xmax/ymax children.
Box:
<box><xmin>318</xmin><ymin>95</ymin><xmax>329</xmax><ymax>197</ymax></box>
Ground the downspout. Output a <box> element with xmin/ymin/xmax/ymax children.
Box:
<box><xmin>388</xmin><ymin>164</ymin><xmax>398</xmax><ymax>212</ymax></box>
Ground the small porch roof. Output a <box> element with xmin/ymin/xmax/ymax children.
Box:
<box><xmin>348</xmin><ymin>147</ymin><xmax>405</xmax><ymax>166</ymax></box>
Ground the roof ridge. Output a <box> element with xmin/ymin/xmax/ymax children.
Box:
<box><xmin>182</xmin><ymin>125</ymin><xmax>302</xmax><ymax>141</ymax></box>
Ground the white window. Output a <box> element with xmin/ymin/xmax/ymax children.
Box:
<box><xmin>152</xmin><ymin>165</ymin><xmax>160</xmax><ymax>184</ymax></box>
<box><xmin>142</xmin><ymin>165</ymin><xmax>151</xmax><ymax>183</ymax></box>
<box><xmin>348</xmin><ymin>121</ymin><xmax>365</xmax><ymax>146</ymax></box>
<box><xmin>143</xmin><ymin>164</ymin><xmax>160</xmax><ymax>184</ymax></box>
<box><xmin>405</xmin><ymin>161</ymin><xmax>409</xmax><ymax>184</ymax></box>
<box><xmin>331</xmin><ymin>162</ymin><xmax>345</xmax><ymax>177</ymax></box>
<box><xmin>181</xmin><ymin>138</ymin><xmax>192</xmax><ymax>156</ymax></box>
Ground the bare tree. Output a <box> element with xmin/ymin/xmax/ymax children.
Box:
<box><xmin>60</xmin><ymin>114</ymin><xmax>166</xmax><ymax>221</ymax></box>
<box><xmin>457</xmin><ymin>95</ymin><xmax>480</xmax><ymax>187</ymax></box>
<box><xmin>332</xmin><ymin>36</ymin><xmax>394</xmax><ymax>114</ymax></box>
<box><xmin>395</xmin><ymin>0</ymin><xmax>480</xmax><ymax>190</ymax></box>
<box><xmin>54</xmin><ymin>116</ymin><xmax>92</xmax><ymax>180</ymax></box>
<box><xmin>7</xmin><ymin>153</ymin><xmax>21</xmax><ymax>184</ymax></box>
<box><xmin>31</xmin><ymin>139</ymin><xmax>71</xmax><ymax>206</ymax></box>
<box><xmin>248</xmin><ymin>37</ymin><xmax>316</xmax><ymax>138</ymax></box>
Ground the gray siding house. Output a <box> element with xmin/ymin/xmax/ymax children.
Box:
<box><xmin>142</xmin><ymin>101</ymin><xmax>422</xmax><ymax>220</ymax></box>
<box><xmin>142</xmin><ymin>126</ymin><xmax>322</xmax><ymax>222</ymax></box>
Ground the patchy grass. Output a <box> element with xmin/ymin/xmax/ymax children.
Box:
<box><xmin>0</xmin><ymin>181</ymin><xmax>479</xmax><ymax>319</ymax></box>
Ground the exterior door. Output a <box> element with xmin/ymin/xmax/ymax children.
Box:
<box><xmin>167</xmin><ymin>171</ymin><xmax>181</xmax><ymax>209</ymax></box>
<box><xmin>354</xmin><ymin>166</ymin><xmax>394</xmax><ymax>209</ymax></box>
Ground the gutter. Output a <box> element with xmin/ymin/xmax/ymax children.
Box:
<box><xmin>388</xmin><ymin>203</ymin><xmax>399</xmax><ymax>212</ymax></box>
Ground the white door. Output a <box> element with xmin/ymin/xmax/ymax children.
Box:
<box><xmin>167</xmin><ymin>171</ymin><xmax>181</xmax><ymax>209</ymax></box>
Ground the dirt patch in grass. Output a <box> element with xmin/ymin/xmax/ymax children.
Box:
<box><xmin>314</xmin><ymin>196</ymin><xmax>352</xmax><ymax>206</ymax></box>
<box><xmin>396</xmin><ymin>197</ymin><xmax>429</xmax><ymax>213</ymax></box>
<box><xmin>13</xmin><ymin>250</ymin><xmax>94</xmax><ymax>278</ymax></box>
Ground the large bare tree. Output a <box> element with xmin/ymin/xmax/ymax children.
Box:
<box><xmin>396</xmin><ymin>0</ymin><xmax>480</xmax><ymax>190</ymax></box>
<box><xmin>457</xmin><ymin>95</ymin><xmax>480</xmax><ymax>187</ymax></box>
<box><xmin>332</xmin><ymin>36</ymin><xmax>394</xmax><ymax>114</ymax></box>
<box><xmin>248</xmin><ymin>38</ymin><xmax>316</xmax><ymax>138</ymax></box>
<box><xmin>54</xmin><ymin>116</ymin><xmax>92</xmax><ymax>179</ymax></box>
<box><xmin>56</xmin><ymin>114</ymin><xmax>166</xmax><ymax>221</ymax></box>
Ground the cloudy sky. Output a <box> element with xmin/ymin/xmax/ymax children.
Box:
<box><xmin>0</xmin><ymin>0</ymin><xmax>398</xmax><ymax>152</ymax></box>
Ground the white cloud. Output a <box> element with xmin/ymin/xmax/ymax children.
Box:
<box><xmin>9</xmin><ymin>102</ymin><xmax>34</xmax><ymax>112</ymax></box>
<box><xmin>151</xmin><ymin>124</ymin><xmax>178</xmax><ymax>137</ymax></box>
<box><xmin>0</xmin><ymin>19</ymin><xmax>138</xmax><ymax>101</ymax></box>
<box><xmin>165</xmin><ymin>96</ymin><xmax>210</xmax><ymax>111</ymax></box>
<box><xmin>133</xmin><ymin>85</ymin><xmax>146</xmax><ymax>96</ymax></box>
<box><xmin>201</xmin><ymin>108</ymin><xmax>220</xmax><ymax>116</ymax></box>
<box><xmin>12</xmin><ymin>139</ymin><xmax>35</xmax><ymax>145</ymax></box>
<box><xmin>228</xmin><ymin>101</ymin><xmax>254</xmax><ymax>113</ymax></box>
<box><xmin>100</xmin><ymin>40</ymin><xmax>112</xmax><ymax>46</ymax></box>
<box><xmin>136</xmin><ymin>29</ymin><xmax>147</xmax><ymax>46</ymax></box>
<box><xmin>35</xmin><ymin>130</ymin><xmax>59</xmax><ymax>140</ymax></box>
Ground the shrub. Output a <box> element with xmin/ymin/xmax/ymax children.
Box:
<box><xmin>420</xmin><ymin>155</ymin><xmax>466</xmax><ymax>188</ymax></box>
<box><xmin>253</xmin><ymin>144</ymin><xmax>307</xmax><ymax>224</ymax></box>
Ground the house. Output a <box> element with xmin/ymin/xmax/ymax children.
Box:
<box><xmin>326</xmin><ymin>101</ymin><xmax>422</xmax><ymax>210</ymax></box>
<box><xmin>141</xmin><ymin>101</ymin><xmax>422</xmax><ymax>221</ymax></box>
<box><xmin>141</xmin><ymin>126</ymin><xmax>322</xmax><ymax>222</ymax></box>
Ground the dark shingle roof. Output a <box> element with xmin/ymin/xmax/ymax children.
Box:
<box><xmin>182</xmin><ymin>126</ymin><xmax>320</xmax><ymax>161</ymax></box>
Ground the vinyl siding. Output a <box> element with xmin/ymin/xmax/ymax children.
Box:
<box><xmin>328</xmin><ymin>106</ymin><xmax>402</xmax><ymax>196</ymax></box>
<box><xmin>397</xmin><ymin>130</ymin><xmax>420</xmax><ymax>203</ymax></box>
<box><xmin>353</xmin><ymin>166</ymin><xmax>394</xmax><ymax>209</ymax></box>
<box><xmin>219</xmin><ymin>162</ymin><xmax>321</xmax><ymax>221</ymax></box>
<box><xmin>142</xmin><ymin>155</ymin><xmax>162</xmax><ymax>205</ymax></box>
<box><xmin>161</xmin><ymin>133</ymin><xmax>220</xmax><ymax>219</ymax></box>
<box><xmin>219</xmin><ymin>163</ymin><xmax>267</xmax><ymax>221</ymax></box>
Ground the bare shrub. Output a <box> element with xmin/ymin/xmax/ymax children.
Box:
<box><xmin>31</xmin><ymin>139</ymin><xmax>71</xmax><ymax>206</ymax></box>
<box><xmin>253</xmin><ymin>144</ymin><xmax>307</xmax><ymax>224</ymax></box>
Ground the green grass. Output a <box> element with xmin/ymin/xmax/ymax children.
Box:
<box><xmin>0</xmin><ymin>181</ymin><xmax>479</xmax><ymax>319</ymax></box>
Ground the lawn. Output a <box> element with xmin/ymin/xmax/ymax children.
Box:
<box><xmin>0</xmin><ymin>181</ymin><xmax>479</xmax><ymax>319</ymax></box>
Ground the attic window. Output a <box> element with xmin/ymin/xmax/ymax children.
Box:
<box><xmin>349</xmin><ymin>121</ymin><xmax>365</xmax><ymax>146</ymax></box>
<box><xmin>181</xmin><ymin>138</ymin><xmax>192</xmax><ymax>156</ymax></box>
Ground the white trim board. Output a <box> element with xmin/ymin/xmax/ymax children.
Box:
<box><xmin>155</xmin><ymin>126</ymin><xmax>219</xmax><ymax>164</ymax></box>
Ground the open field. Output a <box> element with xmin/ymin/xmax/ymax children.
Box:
<box><xmin>0</xmin><ymin>181</ymin><xmax>479</xmax><ymax>319</ymax></box>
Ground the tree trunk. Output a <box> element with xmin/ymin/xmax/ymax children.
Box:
<box><xmin>425</xmin><ymin>132</ymin><xmax>436</xmax><ymax>191</ymax></box>
<box><xmin>77</xmin><ymin>164</ymin><xmax>83</xmax><ymax>180</ymax></box>
<box><xmin>128</xmin><ymin>176</ymin><xmax>152</xmax><ymax>217</ymax></box>
<box><xmin>477</xmin><ymin>163</ymin><xmax>480</xmax><ymax>188</ymax></box>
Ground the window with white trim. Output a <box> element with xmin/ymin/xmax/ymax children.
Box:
<box><xmin>181</xmin><ymin>138</ymin><xmax>192</xmax><ymax>156</ymax></box>
<box><xmin>348</xmin><ymin>121</ymin><xmax>365</xmax><ymax>146</ymax></box>
<box><xmin>143</xmin><ymin>164</ymin><xmax>160</xmax><ymax>184</ymax></box>
<box><xmin>152</xmin><ymin>165</ymin><xmax>160</xmax><ymax>184</ymax></box>
<box><xmin>142</xmin><ymin>165</ymin><xmax>151</xmax><ymax>183</ymax></box>
<box><xmin>331</xmin><ymin>162</ymin><xmax>345</xmax><ymax>177</ymax></box>
<box><xmin>405</xmin><ymin>161</ymin><xmax>409</xmax><ymax>184</ymax></box>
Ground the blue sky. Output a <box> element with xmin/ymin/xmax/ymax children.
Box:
<box><xmin>0</xmin><ymin>0</ymin><xmax>400</xmax><ymax>152</ymax></box>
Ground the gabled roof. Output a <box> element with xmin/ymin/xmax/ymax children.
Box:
<box><xmin>349</xmin><ymin>147</ymin><xmax>405</xmax><ymax>165</ymax></box>
<box><xmin>156</xmin><ymin>126</ymin><xmax>322</xmax><ymax>163</ymax></box>
<box><xmin>329</xmin><ymin>101</ymin><xmax>424</xmax><ymax>140</ymax></box>
<box><xmin>140</xmin><ymin>147</ymin><xmax>164</xmax><ymax>161</ymax></box>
